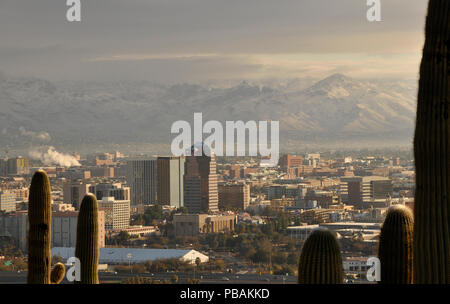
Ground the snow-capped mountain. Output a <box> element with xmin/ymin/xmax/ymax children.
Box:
<box><xmin>0</xmin><ymin>73</ymin><xmax>417</xmax><ymax>151</ymax></box>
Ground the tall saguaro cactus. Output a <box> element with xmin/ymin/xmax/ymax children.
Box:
<box><xmin>378</xmin><ymin>205</ymin><xmax>414</xmax><ymax>284</ymax></box>
<box><xmin>413</xmin><ymin>0</ymin><xmax>450</xmax><ymax>284</ymax></box>
<box><xmin>75</xmin><ymin>194</ymin><xmax>99</xmax><ymax>284</ymax></box>
<box><xmin>27</xmin><ymin>170</ymin><xmax>52</xmax><ymax>284</ymax></box>
<box><xmin>298</xmin><ymin>229</ymin><xmax>343</xmax><ymax>284</ymax></box>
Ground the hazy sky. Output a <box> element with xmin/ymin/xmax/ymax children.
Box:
<box><xmin>0</xmin><ymin>0</ymin><xmax>428</xmax><ymax>83</ymax></box>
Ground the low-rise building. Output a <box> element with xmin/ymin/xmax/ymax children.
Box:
<box><xmin>173</xmin><ymin>213</ymin><xmax>237</xmax><ymax>236</ymax></box>
<box><xmin>286</xmin><ymin>224</ymin><xmax>320</xmax><ymax>240</ymax></box>
<box><xmin>110</xmin><ymin>225</ymin><xmax>158</xmax><ymax>238</ymax></box>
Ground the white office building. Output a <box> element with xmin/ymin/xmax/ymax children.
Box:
<box><xmin>98</xmin><ymin>196</ymin><xmax>130</xmax><ymax>230</ymax></box>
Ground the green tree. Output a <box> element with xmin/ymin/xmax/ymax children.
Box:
<box><xmin>171</xmin><ymin>274</ymin><xmax>179</xmax><ymax>284</ymax></box>
<box><xmin>117</xmin><ymin>231</ymin><xmax>130</xmax><ymax>244</ymax></box>
<box><xmin>287</xmin><ymin>253</ymin><xmax>298</xmax><ymax>265</ymax></box>
<box><xmin>251</xmin><ymin>248</ymin><xmax>270</xmax><ymax>264</ymax></box>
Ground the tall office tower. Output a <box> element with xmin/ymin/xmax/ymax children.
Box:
<box><xmin>218</xmin><ymin>182</ymin><xmax>250</xmax><ymax>211</ymax></box>
<box><xmin>89</xmin><ymin>183</ymin><xmax>130</xmax><ymax>201</ymax></box>
<box><xmin>157</xmin><ymin>156</ymin><xmax>185</xmax><ymax>208</ymax></box>
<box><xmin>184</xmin><ymin>145</ymin><xmax>219</xmax><ymax>214</ymax></box>
<box><xmin>0</xmin><ymin>159</ymin><xmax>7</xmax><ymax>177</ymax></box>
<box><xmin>126</xmin><ymin>159</ymin><xmax>157</xmax><ymax>206</ymax></box>
<box><xmin>63</xmin><ymin>181</ymin><xmax>91</xmax><ymax>210</ymax></box>
<box><xmin>3</xmin><ymin>157</ymin><xmax>30</xmax><ymax>176</ymax></box>
<box><xmin>98</xmin><ymin>196</ymin><xmax>130</xmax><ymax>230</ymax></box>
<box><xmin>340</xmin><ymin>176</ymin><xmax>393</xmax><ymax>206</ymax></box>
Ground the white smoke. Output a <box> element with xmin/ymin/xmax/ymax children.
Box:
<box><xmin>19</xmin><ymin>126</ymin><xmax>51</xmax><ymax>142</ymax></box>
<box><xmin>29</xmin><ymin>146</ymin><xmax>80</xmax><ymax>167</ymax></box>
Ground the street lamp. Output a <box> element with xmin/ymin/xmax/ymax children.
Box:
<box><xmin>127</xmin><ymin>253</ymin><xmax>133</xmax><ymax>273</ymax></box>
<box><xmin>209</xmin><ymin>249</ymin><xmax>212</xmax><ymax>273</ymax></box>
<box><xmin>192</xmin><ymin>252</ymin><xmax>196</xmax><ymax>280</ymax></box>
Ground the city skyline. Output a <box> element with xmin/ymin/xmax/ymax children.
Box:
<box><xmin>0</xmin><ymin>0</ymin><xmax>448</xmax><ymax>288</ymax></box>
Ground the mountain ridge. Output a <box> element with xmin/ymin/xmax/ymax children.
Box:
<box><xmin>0</xmin><ymin>73</ymin><xmax>417</xmax><ymax>151</ymax></box>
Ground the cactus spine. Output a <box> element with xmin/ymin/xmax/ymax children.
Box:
<box><xmin>75</xmin><ymin>194</ymin><xmax>99</xmax><ymax>284</ymax></box>
<box><xmin>413</xmin><ymin>0</ymin><xmax>450</xmax><ymax>283</ymax></box>
<box><xmin>378</xmin><ymin>205</ymin><xmax>414</xmax><ymax>284</ymax></box>
<box><xmin>297</xmin><ymin>229</ymin><xmax>344</xmax><ymax>284</ymax></box>
<box><xmin>27</xmin><ymin>170</ymin><xmax>52</xmax><ymax>284</ymax></box>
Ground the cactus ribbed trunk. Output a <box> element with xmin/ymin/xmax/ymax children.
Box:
<box><xmin>75</xmin><ymin>194</ymin><xmax>99</xmax><ymax>284</ymax></box>
<box><xmin>413</xmin><ymin>0</ymin><xmax>450</xmax><ymax>284</ymax></box>
<box><xmin>51</xmin><ymin>263</ymin><xmax>66</xmax><ymax>284</ymax></box>
<box><xmin>27</xmin><ymin>170</ymin><xmax>52</xmax><ymax>284</ymax></box>
<box><xmin>378</xmin><ymin>205</ymin><xmax>414</xmax><ymax>284</ymax></box>
<box><xmin>298</xmin><ymin>229</ymin><xmax>343</xmax><ymax>284</ymax></box>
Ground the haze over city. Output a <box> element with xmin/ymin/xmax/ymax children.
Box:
<box><xmin>0</xmin><ymin>0</ymin><xmax>448</xmax><ymax>290</ymax></box>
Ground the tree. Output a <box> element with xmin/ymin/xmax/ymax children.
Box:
<box><xmin>272</xmin><ymin>252</ymin><xmax>287</xmax><ymax>265</ymax></box>
<box><xmin>117</xmin><ymin>231</ymin><xmax>130</xmax><ymax>244</ymax></box>
<box><xmin>132</xmin><ymin>264</ymin><xmax>146</xmax><ymax>274</ymax></box>
<box><xmin>143</xmin><ymin>205</ymin><xmax>164</xmax><ymax>225</ymax></box>
<box><xmin>251</xmin><ymin>248</ymin><xmax>270</xmax><ymax>264</ymax></box>
<box><xmin>287</xmin><ymin>253</ymin><xmax>298</xmax><ymax>265</ymax></box>
<box><xmin>171</xmin><ymin>274</ymin><xmax>179</xmax><ymax>284</ymax></box>
<box><xmin>177</xmin><ymin>207</ymin><xmax>188</xmax><ymax>214</ymax></box>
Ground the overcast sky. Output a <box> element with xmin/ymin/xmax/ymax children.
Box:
<box><xmin>0</xmin><ymin>0</ymin><xmax>428</xmax><ymax>83</ymax></box>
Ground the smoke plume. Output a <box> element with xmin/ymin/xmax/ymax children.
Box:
<box><xmin>29</xmin><ymin>146</ymin><xmax>80</xmax><ymax>167</ymax></box>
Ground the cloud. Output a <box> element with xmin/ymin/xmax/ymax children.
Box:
<box><xmin>19</xmin><ymin>126</ymin><xmax>52</xmax><ymax>142</ymax></box>
<box><xmin>0</xmin><ymin>0</ymin><xmax>428</xmax><ymax>82</ymax></box>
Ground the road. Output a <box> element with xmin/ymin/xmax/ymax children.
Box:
<box><xmin>0</xmin><ymin>271</ymin><xmax>297</xmax><ymax>284</ymax></box>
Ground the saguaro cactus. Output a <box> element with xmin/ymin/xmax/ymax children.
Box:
<box><xmin>27</xmin><ymin>170</ymin><xmax>52</xmax><ymax>284</ymax></box>
<box><xmin>75</xmin><ymin>194</ymin><xmax>99</xmax><ymax>284</ymax></box>
<box><xmin>378</xmin><ymin>205</ymin><xmax>414</xmax><ymax>284</ymax></box>
<box><xmin>413</xmin><ymin>0</ymin><xmax>450</xmax><ymax>284</ymax></box>
<box><xmin>50</xmin><ymin>263</ymin><xmax>66</xmax><ymax>284</ymax></box>
<box><xmin>298</xmin><ymin>229</ymin><xmax>343</xmax><ymax>284</ymax></box>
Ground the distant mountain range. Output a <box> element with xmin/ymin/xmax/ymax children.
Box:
<box><xmin>0</xmin><ymin>73</ymin><xmax>417</xmax><ymax>154</ymax></box>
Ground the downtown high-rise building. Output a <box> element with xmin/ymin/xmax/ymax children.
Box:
<box><xmin>218</xmin><ymin>182</ymin><xmax>250</xmax><ymax>211</ymax></box>
<box><xmin>89</xmin><ymin>183</ymin><xmax>130</xmax><ymax>201</ymax></box>
<box><xmin>183</xmin><ymin>145</ymin><xmax>219</xmax><ymax>214</ymax></box>
<box><xmin>340</xmin><ymin>176</ymin><xmax>393</xmax><ymax>206</ymax></box>
<box><xmin>0</xmin><ymin>157</ymin><xmax>29</xmax><ymax>176</ymax></box>
<box><xmin>98</xmin><ymin>196</ymin><xmax>130</xmax><ymax>230</ymax></box>
<box><xmin>157</xmin><ymin>156</ymin><xmax>185</xmax><ymax>208</ymax></box>
<box><xmin>126</xmin><ymin>159</ymin><xmax>157</xmax><ymax>206</ymax></box>
<box><xmin>63</xmin><ymin>181</ymin><xmax>91</xmax><ymax>210</ymax></box>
